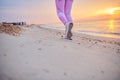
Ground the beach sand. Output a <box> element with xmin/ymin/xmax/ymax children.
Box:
<box><xmin>0</xmin><ymin>24</ymin><xmax>120</xmax><ymax>80</ymax></box>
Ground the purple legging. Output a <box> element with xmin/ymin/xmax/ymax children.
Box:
<box><xmin>55</xmin><ymin>0</ymin><xmax>73</xmax><ymax>25</ymax></box>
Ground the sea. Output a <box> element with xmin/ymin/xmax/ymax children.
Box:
<box><xmin>47</xmin><ymin>19</ymin><xmax>120</xmax><ymax>38</ymax></box>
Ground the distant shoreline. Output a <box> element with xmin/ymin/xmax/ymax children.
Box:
<box><xmin>40</xmin><ymin>24</ymin><xmax>120</xmax><ymax>39</ymax></box>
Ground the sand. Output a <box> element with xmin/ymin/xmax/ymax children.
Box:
<box><xmin>0</xmin><ymin>23</ymin><xmax>22</xmax><ymax>36</ymax></box>
<box><xmin>0</xmin><ymin>24</ymin><xmax>120</xmax><ymax>80</ymax></box>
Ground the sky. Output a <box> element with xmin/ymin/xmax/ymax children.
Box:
<box><xmin>0</xmin><ymin>0</ymin><xmax>120</xmax><ymax>24</ymax></box>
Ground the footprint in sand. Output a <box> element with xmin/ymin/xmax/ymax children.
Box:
<box><xmin>38</xmin><ymin>40</ymin><xmax>42</xmax><ymax>43</ymax></box>
<box><xmin>20</xmin><ymin>44</ymin><xmax>24</xmax><ymax>47</ymax></box>
<box><xmin>3</xmin><ymin>54</ymin><xmax>7</xmax><ymax>57</ymax></box>
<box><xmin>25</xmin><ymin>62</ymin><xmax>29</xmax><ymax>64</ymax></box>
<box><xmin>61</xmin><ymin>35</ymin><xmax>63</xmax><ymax>38</ymax></box>
<box><xmin>31</xmin><ymin>73</ymin><xmax>38</xmax><ymax>76</ymax></box>
<box><xmin>103</xmin><ymin>45</ymin><xmax>107</xmax><ymax>48</ymax></box>
<box><xmin>34</xmin><ymin>40</ymin><xmax>42</xmax><ymax>44</ymax></box>
<box><xmin>100</xmin><ymin>70</ymin><xmax>105</xmax><ymax>74</ymax></box>
<box><xmin>42</xmin><ymin>69</ymin><xmax>50</xmax><ymax>74</ymax></box>
<box><xmin>63</xmin><ymin>72</ymin><xmax>67</xmax><ymax>76</ymax></box>
<box><xmin>91</xmin><ymin>75</ymin><xmax>95</xmax><ymax>79</ymax></box>
<box><xmin>116</xmin><ymin>49</ymin><xmax>120</xmax><ymax>54</ymax></box>
<box><xmin>77</xmin><ymin>43</ymin><xmax>80</xmax><ymax>45</ymax></box>
<box><xmin>89</xmin><ymin>42</ymin><xmax>97</xmax><ymax>47</ymax></box>
<box><xmin>56</xmin><ymin>32</ymin><xmax>61</xmax><ymax>35</ymax></box>
<box><xmin>38</xmin><ymin>48</ymin><xmax>42</xmax><ymax>51</ymax></box>
<box><xmin>64</xmin><ymin>46</ymin><xmax>67</xmax><ymax>48</ymax></box>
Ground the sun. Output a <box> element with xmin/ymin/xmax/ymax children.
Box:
<box><xmin>107</xmin><ymin>8</ymin><xmax>116</xmax><ymax>15</ymax></box>
<box><xmin>107</xmin><ymin>7</ymin><xmax>120</xmax><ymax>15</ymax></box>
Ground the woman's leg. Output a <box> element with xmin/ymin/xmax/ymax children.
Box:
<box><xmin>64</xmin><ymin>0</ymin><xmax>73</xmax><ymax>40</ymax></box>
<box><xmin>55</xmin><ymin>0</ymin><xmax>67</xmax><ymax>25</ymax></box>
<box><xmin>65</xmin><ymin>0</ymin><xmax>73</xmax><ymax>23</ymax></box>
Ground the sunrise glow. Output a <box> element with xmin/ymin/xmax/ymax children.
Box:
<box><xmin>0</xmin><ymin>0</ymin><xmax>120</xmax><ymax>24</ymax></box>
<box><xmin>107</xmin><ymin>8</ymin><xmax>116</xmax><ymax>15</ymax></box>
<box><xmin>107</xmin><ymin>7</ymin><xmax>120</xmax><ymax>15</ymax></box>
<box><xmin>95</xmin><ymin>7</ymin><xmax>120</xmax><ymax>16</ymax></box>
